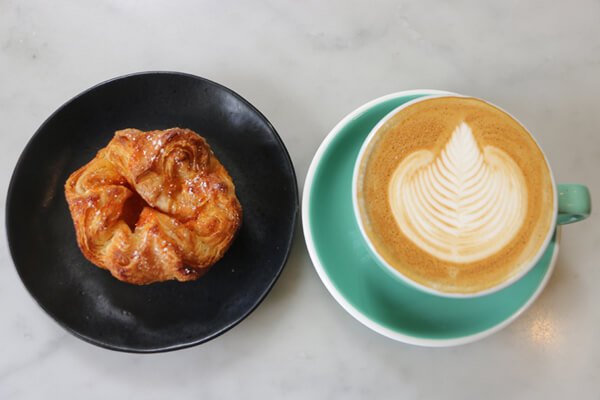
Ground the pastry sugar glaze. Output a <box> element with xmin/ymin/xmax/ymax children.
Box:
<box><xmin>65</xmin><ymin>128</ymin><xmax>242</xmax><ymax>285</ymax></box>
<box><xmin>357</xmin><ymin>97</ymin><xmax>554</xmax><ymax>294</ymax></box>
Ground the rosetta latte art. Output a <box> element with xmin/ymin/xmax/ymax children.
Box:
<box><xmin>389</xmin><ymin>122</ymin><xmax>527</xmax><ymax>263</ymax></box>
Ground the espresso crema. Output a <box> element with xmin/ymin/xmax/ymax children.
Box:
<box><xmin>356</xmin><ymin>97</ymin><xmax>554</xmax><ymax>294</ymax></box>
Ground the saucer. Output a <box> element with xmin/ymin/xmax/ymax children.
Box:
<box><xmin>302</xmin><ymin>91</ymin><xmax>559</xmax><ymax>347</ymax></box>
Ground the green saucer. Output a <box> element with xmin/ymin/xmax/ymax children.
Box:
<box><xmin>302</xmin><ymin>91</ymin><xmax>559</xmax><ymax>346</ymax></box>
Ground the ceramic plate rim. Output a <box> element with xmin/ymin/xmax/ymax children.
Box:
<box><xmin>302</xmin><ymin>90</ymin><xmax>559</xmax><ymax>347</ymax></box>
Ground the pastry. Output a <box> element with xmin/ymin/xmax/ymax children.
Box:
<box><xmin>64</xmin><ymin>128</ymin><xmax>242</xmax><ymax>284</ymax></box>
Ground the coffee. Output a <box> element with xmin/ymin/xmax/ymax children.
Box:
<box><xmin>356</xmin><ymin>96</ymin><xmax>554</xmax><ymax>294</ymax></box>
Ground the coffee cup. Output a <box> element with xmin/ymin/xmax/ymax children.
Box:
<box><xmin>352</xmin><ymin>93</ymin><xmax>591</xmax><ymax>298</ymax></box>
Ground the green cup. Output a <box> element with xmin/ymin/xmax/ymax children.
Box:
<box><xmin>352</xmin><ymin>93</ymin><xmax>591</xmax><ymax>298</ymax></box>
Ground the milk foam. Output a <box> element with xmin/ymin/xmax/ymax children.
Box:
<box><xmin>389</xmin><ymin>122</ymin><xmax>527</xmax><ymax>263</ymax></box>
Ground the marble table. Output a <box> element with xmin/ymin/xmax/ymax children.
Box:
<box><xmin>1</xmin><ymin>1</ymin><xmax>598</xmax><ymax>398</ymax></box>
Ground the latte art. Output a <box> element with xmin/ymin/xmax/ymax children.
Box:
<box><xmin>389</xmin><ymin>122</ymin><xmax>527</xmax><ymax>263</ymax></box>
<box><xmin>357</xmin><ymin>96</ymin><xmax>554</xmax><ymax>294</ymax></box>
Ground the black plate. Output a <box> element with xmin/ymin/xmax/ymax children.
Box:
<box><xmin>6</xmin><ymin>72</ymin><xmax>298</xmax><ymax>352</ymax></box>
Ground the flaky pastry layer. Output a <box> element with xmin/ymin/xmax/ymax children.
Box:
<box><xmin>65</xmin><ymin>128</ymin><xmax>242</xmax><ymax>284</ymax></box>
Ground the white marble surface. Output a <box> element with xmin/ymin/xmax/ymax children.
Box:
<box><xmin>1</xmin><ymin>0</ymin><xmax>599</xmax><ymax>398</ymax></box>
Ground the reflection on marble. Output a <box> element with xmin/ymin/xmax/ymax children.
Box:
<box><xmin>1</xmin><ymin>0</ymin><xmax>599</xmax><ymax>398</ymax></box>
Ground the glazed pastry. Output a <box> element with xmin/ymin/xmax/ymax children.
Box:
<box><xmin>65</xmin><ymin>128</ymin><xmax>242</xmax><ymax>284</ymax></box>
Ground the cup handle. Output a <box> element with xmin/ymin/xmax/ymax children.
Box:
<box><xmin>557</xmin><ymin>184</ymin><xmax>591</xmax><ymax>225</ymax></box>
